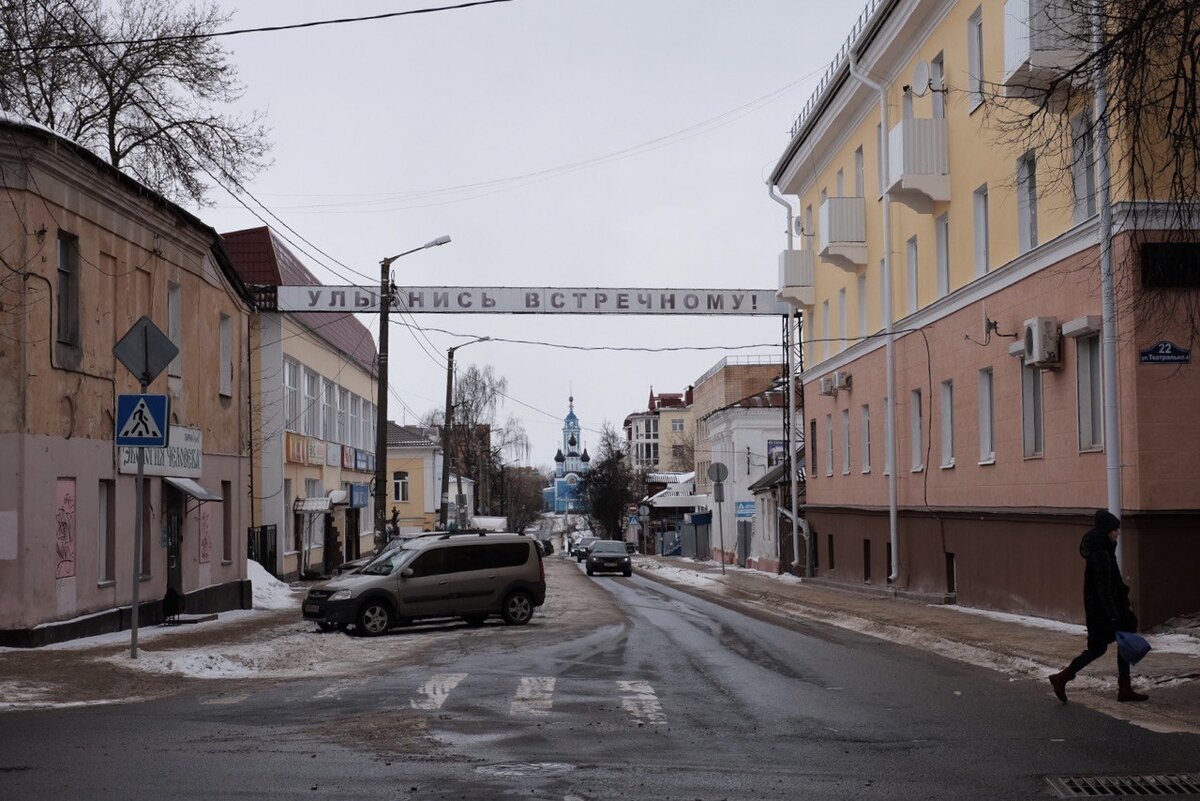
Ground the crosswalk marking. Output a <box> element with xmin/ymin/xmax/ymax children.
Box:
<box><xmin>314</xmin><ymin>679</ymin><xmax>367</xmax><ymax>700</ymax></box>
<box><xmin>510</xmin><ymin>676</ymin><xmax>556</xmax><ymax>716</ymax></box>
<box><xmin>617</xmin><ymin>679</ymin><xmax>666</xmax><ymax>726</ymax></box>
<box><xmin>410</xmin><ymin>672</ymin><xmax>468</xmax><ymax>710</ymax></box>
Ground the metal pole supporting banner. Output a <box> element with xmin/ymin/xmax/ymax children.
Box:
<box><xmin>374</xmin><ymin>260</ymin><xmax>391</xmax><ymax>550</ymax></box>
<box><xmin>130</xmin><ymin>444</ymin><xmax>144</xmax><ymax>659</ymax></box>
<box><xmin>439</xmin><ymin>347</ymin><xmax>455</xmax><ymax>529</ymax></box>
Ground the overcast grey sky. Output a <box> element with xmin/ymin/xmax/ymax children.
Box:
<box><xmin>199</xmin><ymin>0</ymin><xmax>864</xmax><ymax>467</ymax></box>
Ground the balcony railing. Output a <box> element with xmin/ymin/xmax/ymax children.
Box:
<box><xmin>887</xmin><ymin>117</ymin><xmax>950</xmax><ymax>212</ymax></box>
<box><xmin>1003</xmin><ymin>0</ymin><xmax>1086</xmax><ymax>99</ymax></box>
<box><xmin>817</xmin><ymin>197</ymin><xmax>867</xmax><ymax>269</ymax></box>
<box><xmin>777</xmin><ymin>248</ymin><xmax>815</xmax><ymax>307</ymax></box>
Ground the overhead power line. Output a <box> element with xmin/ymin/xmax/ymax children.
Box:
<box><xmin>3</xmin><ymin>0</ymin><xmax>514</xmax><ymax>53</ymax></box>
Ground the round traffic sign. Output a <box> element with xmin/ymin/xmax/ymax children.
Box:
<box><xmin>638</xmin><ymin>504</ymin><xmax>650</xmax><ymax>517</ymax></box>
<box><xmin>707</xmin><ymin>462</ymin><xmax>728</xmax><ymax>483</ymax></box>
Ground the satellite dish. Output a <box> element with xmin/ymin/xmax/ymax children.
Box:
<box><xmin>911</xmin><ymin>61</ymin><xmax>930</xmax><ymax>97</ymax></box>
<box><xmin>793</xmin><ymin>217</ymin><xmax>805</xmax><ymax>236</ymax></box>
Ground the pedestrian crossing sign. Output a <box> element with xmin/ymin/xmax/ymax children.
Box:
<box><xmin>115</xmin><ymin>394</ymin><xmax>170</xmax><ymax>448</ymax></box>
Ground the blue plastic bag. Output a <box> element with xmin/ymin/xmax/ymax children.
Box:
<box><xmin>1116</xmin><ymin>631</ymin><xmax>1152</xmax><ymax>665</ymax></box>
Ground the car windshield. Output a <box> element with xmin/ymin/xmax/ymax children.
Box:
<box><xmin>580</xmin><ymin>537</ymin><xmax>598</xmax><ymax>546</ymax></box>
<box><xmin>359</xmin><ymin>543</ymin><xmax>420</xmax><ymax>575</ymax></box>
<box><xmin>591</xmin><ymin>541</ymin><xmax>626</xmax><ymax>554</ymax></box>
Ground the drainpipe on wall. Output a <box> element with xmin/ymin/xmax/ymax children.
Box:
<box><xmin>1091</xmin><ymin>0</ymin><xmax>1123</xmax><ymax>570</ymax></box>
<box><xmin>766</xmin><ymin>185</ymin><xmax>806</xmax><ymax>575</ymax></box>
<box><xmin>848</xmin><ymin>55</ymin><xmax>900</xmax><ymax>584</ymax></box>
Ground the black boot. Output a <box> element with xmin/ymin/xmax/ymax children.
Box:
<box><xmin>1117</xmin><ymin>677</ymin><xmax>1149</xmax><ymax>703</ymax></box>
<box><xmin>1048</xmin><ymin>670</ymin><xmax>1073</xmax><ymax>704</ymax></box>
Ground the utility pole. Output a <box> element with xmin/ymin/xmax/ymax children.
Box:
<box><xmin>438</xmin><ymin>336</ymin><xmax>489</xmax><ymax>529</ymax></box>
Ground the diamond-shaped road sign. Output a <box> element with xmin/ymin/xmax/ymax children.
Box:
<box><xmin>115</xmin><ymin>394</ymin><xmax>170</xmax><ymax>448</ymax></box>
<box><xmin>113</xmin><ymin>316</ymin><xmax>178</xmax><ymax>385</ymax></box>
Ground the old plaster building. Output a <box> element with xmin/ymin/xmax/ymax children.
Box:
<box><xmin>0</xmin><ymin>115</ymin><xmax>252</xmax><ymax>645</ymax></box>
<box><xmin>770</xmin><ymin>0</ymin><xmax>1200</xmax><ymax>624</ymax></box>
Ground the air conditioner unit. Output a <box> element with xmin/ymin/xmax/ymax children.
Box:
<box><xmin>818</xmin><ymin>377</ymin><xmax>836</xmax><ymax>396</ymax></box>
<box><xmin>1023</xmin><ymin>316</ymin><xmax>1061</xmax><ymax>365</ymax></box>
<box><xmin>833</xmin><ymin>371</ymin><xmax>852</xmax><ymax>391</ymax></box>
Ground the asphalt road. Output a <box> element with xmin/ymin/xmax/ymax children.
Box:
<box><xmin>2</xmin><ymin>559</ymin><xmax>1198</xmax><ymax>800</ymax></box>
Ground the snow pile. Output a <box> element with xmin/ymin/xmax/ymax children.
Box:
<box><xmin>940</xmin><ymin>604</ymin><xmax>1088</xmax><ymax>636</ymax></box>
<box><xmin>249</xmin><ymin>560</ymin><xmax>300</xmax><ymax>610</ymax></box>
<box><xmin>632</xmin><ymin>558</ymin><xmax>718</xmax><ymax>588</ymax></box>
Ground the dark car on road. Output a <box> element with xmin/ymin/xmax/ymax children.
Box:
<box><xmin>586</xmin><ymin>539</ymin><xmax>632</xmax><ymax>577</ymax></box>
<box><xmin>573</xmin><ymin>536</ymin><xmax>599</xmax><ymax>562</ymax></box>
<box><xmin>303</xmin><ymin>532</ymin><xmax>546</xmax><ymax>635</ymax></box>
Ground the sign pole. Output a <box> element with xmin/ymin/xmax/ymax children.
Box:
<box><xmin>130</xmin><ymin>374</ymin><xmax>147</xmax><ymax>659</ymax></box>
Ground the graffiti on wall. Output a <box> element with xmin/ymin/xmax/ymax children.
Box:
<box><xmin>55</xmin><ymin>479</ymin><xmax>76</xmax><ymax>579</ymax></box>
<box><xmin>198</xmin><ymin>506</ymin><xmax>211</xmax><ymax>564</ymax></box>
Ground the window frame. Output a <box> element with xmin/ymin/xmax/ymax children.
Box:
<box><xmin>1077</xmin><ymin>333</ymin><xmax>1104</xmax><ymax>451</ymax></box>
<box><xmin>973</xmin><ymin>184</ymin><xmax>990</xmax><ymax>277</ymax></box>
<box><xmin>861</xmin><ymin>404</ymin><xmax>871</xmax><ymax>473</ymax></box>
<box><xmin>1018</xmin><ymin>151</ymin><xmax>1039</xmax><ymax>253</ymax></box>
<box><xmin>967</xmin><ymin>7</ymin><xmax>985</xmax><ymax>110</ymax></box>
<box><xmin>841</xmin><ymin>408</ymin><xmax>851</xmax><ymax>475</ymax></box>
<box><xmin>935</xmin><ymin>213</ymin><xmax>950</xmax><ymax>298</ymax></box>
<box><xmin>911</xmin><ymin>389</ymin><xmax>924</xmax><ymax>472</ymax></box>
<box><xmin>940</xmin><ymin>379</ymin><xmax>955</xmax><ymax>468</ymax></box>
<box><xmin>218</xmin><ymin>314</ymin><xmax>233</xmax><ymax>397</ymax></box>
<box><xmin>978</xmin><ymin>367</ymin><xmax>995</xmax><ymax>464</ymax></box>
<box><xmin>824</xmin><ymin>414</ymin><xmax>834</xmax><ymax>477</ymax></box>
<box><xmin>1022</xmin><ymin>360</ymin><xmax>1045</xmax><ymax>458</ymax></box>
<box><xmin>393</xmin><ymin>470</ymin><xmax>410</xmax><ymax>502</ymax></box>
<box><xmin>906</xmin><ymin>236</ymin><xmax>919</xmax><ymax>314</ymax></box>
<box><xmin>56</xmin><ymin>231</ymin><xmax>80</xmax><ymax>346</ymax></box>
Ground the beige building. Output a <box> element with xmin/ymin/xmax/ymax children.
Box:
<box><xmin>0</xmin><ymin>117</ymin><xmax>252</xmax><ymax>645</ymax></box>
<box><xmin>691</xmin><ymin>357</ymin><xmax>785</xmax><ymax>497</ymax></box>
<box><xmin>770</xmin><ymin>0</ymin><xmax>1200</xmax><ymax>624</ymax></box>
<box><xmin>623</xmin><ymin>387</ymin><xmax>693</xmax><ymax>473</ymax></box>
<box><xmin>386</xmin><ymin>424</ymin><xmax>442</xmax><ymax>532</ymax></box>
<box><xmin>224</xmin><ymin>227</ymin><xmax>378</xmax><ymax>579</ymax></box>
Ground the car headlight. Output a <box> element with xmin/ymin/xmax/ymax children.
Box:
<box><xmin>328</xmin><ymin>589</ymin><xmax>352</xmax><ymax>601</ymax></box>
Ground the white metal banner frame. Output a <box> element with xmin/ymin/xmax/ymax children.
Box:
<box><xmin>276</xmin><ymin>286</ymin><xmax>790</xmax><ymax>316</ymax></box>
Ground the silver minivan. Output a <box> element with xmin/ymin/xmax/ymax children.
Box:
<box><xmin>302</xmin><ymin>532</ymin><xmax>546</xmax><ymax>635</ymax></box>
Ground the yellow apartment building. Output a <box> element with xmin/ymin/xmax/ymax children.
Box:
<box><xmin>770</xmin><ymin>0</ymin><xmax>1200</xmax><ymax>625</ymax></box>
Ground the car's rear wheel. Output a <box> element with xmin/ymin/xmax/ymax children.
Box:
<box><xmin>461</xmin><ymin>614</ymin><xmax>487</xmax><ymax>627</ymax></box>
<box><xmin>356</xmin><ymin>599</ymin><xmax>392</xmax><ymax>636</ymax></box>
<box><xmin>500</xmin><ymin>590</ymin><xmax>534</xmax><ymax>625</ymax></box>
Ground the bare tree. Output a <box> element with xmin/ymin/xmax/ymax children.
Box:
<box><xmin>501</xmin><ymin>466</ymin><xmax>546</xmax><ymax>536</ymax></box>
<box><xmin>580</xmin><ymin>424</ymin><xmax>639</xmax><ymax>539</ymax></box>
<box><xmin>983</xmin><ymin>0</ymin><xmax>1200</xmax><ymax>343</ymax></box>
<box><xmin>0</xmin><ymin>0</ymin><xmax>269</xmax><ymax>206</ymax></box>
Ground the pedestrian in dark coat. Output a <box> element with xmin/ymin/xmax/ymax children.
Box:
<box><xmin>1048</xmin><ymin>510</ymin><xmax>1149</xmax><ymax>704</ymax></box>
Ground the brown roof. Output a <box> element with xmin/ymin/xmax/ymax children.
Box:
<box><xmin>387</xmin><ymin>422</ymin><xmax>439</xmax><ymax>448</ymax></box>
<box><xmin>222</xmin><ymin>227</ymin><xmax>377</xmax><ymax>377</ymax></box>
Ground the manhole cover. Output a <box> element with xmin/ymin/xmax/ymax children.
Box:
<box><xmin>475</xmin><ymin>762</ymin><xmax>575</xmax><ymax>778</ymax></box>
<box><xmin>1047</xmin><ymin>774</ymin><xmax>1200</xmax><ymax>797</ymax></box>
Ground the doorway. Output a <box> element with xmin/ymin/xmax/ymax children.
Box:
<box><xmin>162</xmin><ymin>481</ymin><xmax>186</xmax><ymax>617</ymax></box>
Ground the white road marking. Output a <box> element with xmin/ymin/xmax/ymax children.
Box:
<box><xmin>511</xmin><ymin>676</ymin><xmax>556</xmax><ymax>716</ymax></box>
<box><xmin>199</xmin><ymin>694</ymin><xmax>248</xmax><ymax>706</ymax></box>
<box><xmin>410</xmin><ymin>672</ymin><xmax>468</xmax><ymax>710</ymax></box>
<box><xmin>616</xmin><ymin>680</ymin><xmax>666</xmax><ymax>726</ymax></box>
<box><xmin>314</xmin><ymin>679</ymin><xmax>366</xmax><ymax>700</ymax></box>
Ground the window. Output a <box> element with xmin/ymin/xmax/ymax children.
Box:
<box><xmin>879</xmin><ymin>258</ymin><xmax>887</xmax><ymax>326</ymax></box>
<box><xmin>167</xmin><ymin>281</ymin><xmax>183</xmax><ymax>377</ymax></box>
<box><xmin>857</xmin><ymin>273</ymin><xmax>868</xmax><ymax>337</ymax></box>
<box><xmin>936</xmin><ymin>214</ymin><xmax>950</xmax><ymax>298</ymax></box>
<box><xmin>284</xmin><ymin>360</ymin><xmax>301</xmax><ymax>432</ymax></box>
<box><xmin>219</xmin><ymin>314</ymin><xmax>233</xmax><ymax>397</ymax></box>
<box><xmin>1022</xmin><ymin>360</ymin><xmax>1044</xmax><ymax>457</ymax></box>
<box><xmin>824</xmin><ymin>414</ymin><xmax>833</xmax><ymax>477</ymax></box>
<box><xmin>940</xmin><ymin>380</ymin><xmax>955</xmax><ymax>467</ymax></box>
<box><xmin>973</xmin><ymin>185</ymin><xmax>990</xmax><ymax>276</ymax></box>
<box><xmin>283</xmin><ymin>478</ymin><xmax>293</xmax><ymax>551</ymax></box>
<box><xmin>906</xmin><ymin>236</ymin><xmax>919</xmax><ymax>313</ymax></box>
<box><xmin>304</xmin><ymin>478</ymin><xmax>323</xmax><ymax>548</ymax></box>
<box><xmin>1077</xmin><ymin>334</ymin><xmax>1103</xmax><ymax>450</ymax></box>
<box><xmin>393</xmin><ymin>471</ymin><xmax>410</xmax><ymax>502</ymax></box>
<box><xmin>821</xmin><ymin>299</ymin><xmax>830</xmax><ymax>360</ymax></box>
<box><xmin>1018</xmin><ymin>152</ymin><xmax>1039</xmax><ymax>252</ymax></box>
<box><xmin>408</xmin><ymin>548</ymin><xmax>449</xmax><ymax>578</ymax></box>
<box><xmin>304</xmin><ymin>369</ymin><xmax>320</xmax><ymax>436</ymax></box>
<box><xmin>98</xmin><ymin>479</ymin><xmax>115</xmax><ymax>583</ymax></box>
<box><xmin>363</xmin><ymin>400</ymin><xmax>374</xmax><ymax>449</ymax></box>
<box><xmin>56</xmin><ymin>232</ymin><xmax>80</xmax><ymax>346</ymax></box>
<box><xmin>810</xmin><ymin>419</ymin><xmax>818</xmax><ymax>477</ymax></box>
<box><xmin>841</xmin><ymin>409</ymin><xmax>851</xmax><ymax>474</ymax></box>
<box><xmin>838</xmin><ymin>288</ymin><xmax>847</xmax><ymax>352</ymax></box>
<box><xmin>222</xmin><ymin>480</ymin><xmax>232</xmax><ymax>562</ymax></box>
<box><xmin>967</xmin><ymin>7</ymin><xmax>984</xmax><ymax>109</ymax></box>
<box><xmin>931</xmin><ymin>52</ymin><xmax>945</xmax><ymax>118</ymax></box>
<box><xmin>671</xmin><ymin>418</ymin><xmax>684</xmax><ymax>433</ymax></box>
<box><xmin>1072</xmin><ymin>113</ymin><xmax>1098</xmax><ymax>222</ymax></box>
<box><xmin>978</xmin><ymin>368</ymin><xmax>995</xmax><ymax>462</ymax></box>
<box><xmin>835</xmin><ymin>168</ymin><xmax>844</xmax><ymax>197</ymax></box>
<box><xmin>322</xmin><ymin>378</ymin><xmax>336</xmax><ymax>441</ymax></box>
<box><xmin>350</xmin><ymin>395</ymin><xmax>362</xmax><ymax>448</ymax></box>
<box><xmin>861</xmin><ymin>404</ymin><xmax>871</xmax><ymax>472</ymax></box>
<box><xmin>337</xmin><ymin>387</ymin><xmax>349</xmax><ymax>444</ymax></box>
<box><xmin>854</xmin><ymin>147</ymin><xmax>864</xmax><ymax>197</ymax></box>
<box><xmin>911</xmin><ymin>389</ymin><xmax>924</xmax><ymax>471</ymax></box>
<box><xmin>876</xmin><ymin>123</ymin><xmax>885</xmax><ymax>194</ymax></box>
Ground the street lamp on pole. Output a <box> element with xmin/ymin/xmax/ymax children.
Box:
<box><xmin>438</xmin><ymin>335</ymin><xmax>490</xmax><ymax>529</ymax></box>
<box><xmin>373</xmin><ymin>235</ymin><xmax>450</xmax><ymax>547</ymax></box>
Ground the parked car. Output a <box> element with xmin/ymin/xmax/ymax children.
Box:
<box><xmin>302</xmin><ymin>532</ymin><xmax>546</xmax><ymax>635</ymax></box>
<box><xmin>536</xmin><ymin>538</ymin><xmax>554</xmax><ymax>556</ymax></box>
<box><xmin>574</xmin><ymin>536</ymin><xmax>599</xmax><ymax>562</ymax></box>
<box><xmin>587</xmin><ymin>540</ymin><xmax>632</xmax><ymax>577</ymax></box>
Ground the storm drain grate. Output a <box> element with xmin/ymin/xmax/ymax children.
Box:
<box><xmin>1047</xmin><ymin>775</ymin><xmax>1200</xmax><ymax>797</ymax></box>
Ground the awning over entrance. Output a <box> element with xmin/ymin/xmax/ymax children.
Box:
<box><xmin>293</xmin><ymin>496</ymin><xmax>332</xmax><ymax>513</ymax></box>
<box><xmin>646</xmin><ymin>489</ymin><xmax>709</xmax><ymax>508</ymax></box>
<box><xmin>163</xmin><ymin>476</ymin><xmax>223</xmax><ymax>502</ymax></box>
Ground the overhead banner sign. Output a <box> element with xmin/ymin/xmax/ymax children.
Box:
<box><xmin>276</xmin><ymin>286</ymin><xmax>790</xmax><ymax>316</ymax></box>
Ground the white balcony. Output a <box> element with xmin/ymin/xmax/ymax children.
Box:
<box><xmin>887</xmin><ymin>117</ymin><xmax>949</xmax><ymax>213</ymax></box>
<box><xmin>817</xmin><ymin>197</ymin><xmax>867</xmax><ymax>269</ymax></box>
<box><xmin>777</xmin><ymin>248</ymin><xmax>815</xmax><ymax>307</ymax></box>
<box><xmin>1003</xmin><ymin>0</ymin><xmax>1086</xmax><ymax>99</ymax></box>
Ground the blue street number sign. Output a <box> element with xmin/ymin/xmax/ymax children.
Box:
<box><xmin>115</xmin><ymin>394</ymin><xmax>170</xmax><ymax>448</ymax></box>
